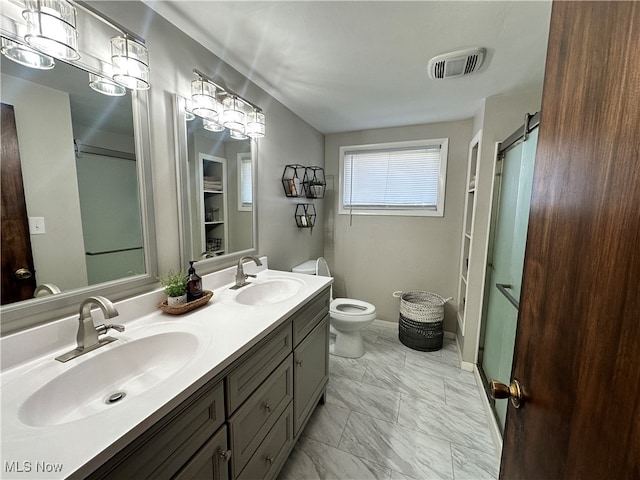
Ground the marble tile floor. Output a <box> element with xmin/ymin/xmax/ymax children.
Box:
<box><xmin>279</xmin><ymin>320</ymin><xmax>499</xmax><ymax>480</ymax></box>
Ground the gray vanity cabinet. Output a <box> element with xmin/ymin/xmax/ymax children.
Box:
<box><xmin>85</xmin><ymin>286</ymin><xmax>330</xmax><ymax>480</ymax></box>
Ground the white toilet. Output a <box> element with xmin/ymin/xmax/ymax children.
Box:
<box><xmin>293</xmin><ymin>257</ymin><xmax>376</xmax><ymax>358</ymax></box>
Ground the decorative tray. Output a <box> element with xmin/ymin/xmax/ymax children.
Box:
<box><xmin>158</xmin><ymin>290</ymin><xmax>214</xmax><ymax>315</ymax></box>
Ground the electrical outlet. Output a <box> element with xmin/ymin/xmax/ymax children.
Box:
<box><xmin>28</xmin><ymin>217</ymin><xmax>46</xmax><ymax>235</ymax></box>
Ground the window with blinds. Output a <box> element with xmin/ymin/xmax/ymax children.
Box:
<box><xmin>339</xmin><ymin>138</ymin><xmax>448</xmax><ymax>217</ymax></box>
<box><xmin>238</xmin><ymin>153</ymin><xmax>252</xmax><ymax>211</ymax></box>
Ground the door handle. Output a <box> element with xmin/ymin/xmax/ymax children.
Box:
<box><xmin>496</xmin><ymin>283</ymin><xmax>520</xmax><ymax>310</ymax></box>
<box><xmin>14</xmin><ymin>268</ymin><xmax>32</xmax><ymax>280</ymax></box>
<box><xmin>490</xmin><ymin>379</ymin><xmax>524</xmax><ymax>408</ymax></box>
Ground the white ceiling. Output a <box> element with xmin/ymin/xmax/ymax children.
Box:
<box><xmin>145</xmin><ymin>1</ymin><xmax>552</xmax><ymax>134</ymax></box>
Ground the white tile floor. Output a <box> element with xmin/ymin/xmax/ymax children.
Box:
<box><xmin>279</xmin><ymin>320</ymin><xmax>499</xmax><ymax>480</ymax></box>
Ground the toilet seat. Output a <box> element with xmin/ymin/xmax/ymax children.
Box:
<box><xmin>330</xmin><ymin>298</ymin><xmax>376</xmax><ymax>321</ymax></box>
<box><xmin>314</xmin><ymin>257</ymin><xmax>377</xmax><ymax>358</ymax></box>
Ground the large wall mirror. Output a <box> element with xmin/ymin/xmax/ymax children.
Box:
<box><xmin>0</xmin><ymin>34</ymin><xmax>156</xmax><ymax>333</ymax></box>
<box><xmin>174</xmin><ymin>95</ymin><xmax>257</xmax><ymax>271</ymax></box>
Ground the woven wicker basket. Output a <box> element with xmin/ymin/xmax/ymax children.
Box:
<box><xmin>393</xmin><ymin>291</ymin><xmax>452</xmax><ymax>351</ymax></box>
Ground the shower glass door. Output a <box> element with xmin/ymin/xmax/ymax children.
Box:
<box><xmin>478</xmin><ymin>123</ymin><xmax>538</xmax><ymax>432</ymax></box>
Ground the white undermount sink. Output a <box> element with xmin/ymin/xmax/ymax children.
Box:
<box><xmin>231</xmin><ymin>277</ymin><xmax>305</xmax><ymax>306</ymax></box>
<box><xmin>13</xmin><ymin>326</ymin><xmax>206</xmax><ymax>428</ymax></box>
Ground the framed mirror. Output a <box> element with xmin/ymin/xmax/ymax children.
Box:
<box><xmin>0</xmin><ymin>44</ymin><xmax>156</xmax><ymax>334</ymax></box>
<box><xmin>174</xmin><ymin>95</ymin><xmax>257</xmax><ymax>272</ymax></box>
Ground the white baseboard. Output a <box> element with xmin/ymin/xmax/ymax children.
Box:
<box><xmin>460</xmin><ymin>360</ymin><xmax>475</xmax><ymax>372</ymax></box>
<box><xmin>473</xmin><ymin>365</ymin><xmax>503</xmax><ymax>462</ymax></box>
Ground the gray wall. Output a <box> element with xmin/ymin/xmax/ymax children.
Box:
<box><xmin>93</xmin><ymin>1</ymin><xmax>325</xmax><ymax>276</ymax></box>
<box><xmin>324</xmin><ymin>119</ymin><xmax>473</xmax><ymax>331</ymax></box>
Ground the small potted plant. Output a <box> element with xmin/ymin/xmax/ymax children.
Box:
<box><xmin>159</xmin><ymin>270</ymin><xmax>189</xmax><ymax>306</ymax></box>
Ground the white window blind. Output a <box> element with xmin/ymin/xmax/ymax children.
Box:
<box><xmin>340</xmin><ymin>139</ymin><xmax>448</xmax><ymax>216</ymax></box>
<box><xmin>238</xmin><ymin>154</ymin><xmax>252</xmax><ymax>211</ymax></box>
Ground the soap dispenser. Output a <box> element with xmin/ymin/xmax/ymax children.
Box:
<box><xmin>187</xmin><ymin>261</ymin><xmax>203</xmax><ymax>302</ymax></box>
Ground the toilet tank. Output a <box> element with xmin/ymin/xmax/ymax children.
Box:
<box><xmin>292</xmin><ymin>259</ymin><xmax>317</xmax><ymax>275</ymax></box>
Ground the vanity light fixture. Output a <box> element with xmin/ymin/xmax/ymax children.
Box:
<box><xmin>191</xmin><ymin>77</ymin><xmax>218</xmax><ymax>120</ymax></box>
<box><xmin>245</xmin><ymin>109</ymin><xmax>266</xmax><ymax>139</ymax></box>
<box><xmin>5</xmin><ymin>1</ymin><xmax>153</xmax><ymax>90</ymax></box>
<box><xmin>190</xmin><ymin>69</ymin><xmax>267</xmax><ymax>139</ymax></box>
<box><xmin>22</xmin><ymin>0</ymin><xmax>79</xmax><ymax>61</ymax></box>
<box><xmin>1</xmin><ymin>37</ymin><xmax>55</xmax><ymax>69</ymax></box>
<box><xmin>111</xmin><ymin>34</ymin><xmax>150</xmax><ymax>91</ymax></box>
<box><xmin>222</xmin><ymin>95</ymin><xmax>246</xmax><ymax>133</ymax></box>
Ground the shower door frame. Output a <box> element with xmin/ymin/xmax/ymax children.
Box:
<box><xmin>477</xmin><ymin>112</ymin><xmax>540</xmax><ymax>428</ymax></box>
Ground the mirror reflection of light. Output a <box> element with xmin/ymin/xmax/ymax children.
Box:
<box><xmin>203</xmin><ymin>119</ymin><xmax>225</xmax><ymax>132</ymax></box>
<box><xmin>230</xmin><ymin>129</ymin><xmax>248</xmax><ymax>140</ymax></box>
<box><xmin>1</xmin><ymin>37</ymin><xmax>55</xmax><ymax>70</ymax></box>
<box><xmin>185</xmin><ymin>98</ymin><xmax>195</xmax><ymax>121</ymax></box>
<box><xmin>88</xmin><ymin>73</ymin><xmax>126</xmax><ymax>97</ymax></box>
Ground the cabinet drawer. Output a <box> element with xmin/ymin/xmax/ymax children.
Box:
<box><xmin>91</xmin><ymin>380</ymin><xmax>225</xmax><ymax>480</ymax></box>
<box><xmin>292</xmin><ymin>287</ymin><xmax>330</xmax><ymax>347</ymax></box>
<box><xmin>228</xmin><ymin>354</ymin><xmax>293</xmax><ymax>478</ymax></box>
<box><xmin>226</xmin><ymin>322</ymin><xmax>292</xmax><ymax>414</ymax></box>
<box><xmin>237</xmin><ymin>403</ymin><xmax>294</xmax><ymax>480</ymax></box>
<box><xmin>173</xmin><ymin>425</ymin><xmax>229</xmax><ymax>480</ymax></box>
<box><xmin>294</xmin><ymin>315</ymin><xmax>329</xmax><ymax>435</ymax></box>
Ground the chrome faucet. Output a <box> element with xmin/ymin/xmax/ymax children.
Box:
<box><xmin>232</xmin><ymin>255</ymin><xmax>263</xmax><ymax>289</ymax></box>
<box><xmin>56</xmin><ymin>296</ymin><xmax>125</xmax><ymax>362</ymax></box>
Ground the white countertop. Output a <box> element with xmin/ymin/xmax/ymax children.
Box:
<box><xmin>0</xmin><ymin>262</ymin><xmax>332</xmax><ymax>479</ymax></box>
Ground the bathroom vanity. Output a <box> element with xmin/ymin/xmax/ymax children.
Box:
<box><xmin>0</xmin><ymin>263</ymin><xmax>331</xmax><ymax>480</ymax></box>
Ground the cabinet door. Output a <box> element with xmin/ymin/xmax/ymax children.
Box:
<box><xmin>293</xmin><ymin>315</ymin><xmax>329</xmax><ymax>435</ymax></box>
<box><xmin>173</xmin><ymin>425</ymin><xmax>230</xmax><ymax>480</ymax></box>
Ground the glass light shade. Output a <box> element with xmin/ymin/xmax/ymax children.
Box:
<box><xmin>88</xmin><ymin>73</ymin><xmax>126</xmax><ymax>97</ymax></box>
<box><xmin>246</xmin><ymin>109</ymin><xmax>266</xmax><ymax>138</ymax></box>
<box><xmin>191</xmin><ymin>79</ymin><xmax>218</xmax><ymax>120</ymax></box>
<box><xmin>203</xmin><ymin>119</ymin><xmax>225</xmax><ymax>132</ymax></box>
<box><xmin>22</xmin><ymin>0</ymin><xmax>79</xmax><ymax>61</ymax></box>
<box><xmin>230</xmin><ymin>129</ymin><xmax>248</xmax><ymax>140</ymax></box>
<box><xmin>222</xmin><ymin>96</ymin><xmax>246</xmax><ymax>132</ymax></box>
<box><xmin>1</xmin><ymin>37</ymin><xmax>55</xmax><ymax>69</ymax></box>
<box><xmin>111</xmin><ymin>36</ymin><xmax>150</xmax><ymax>91</ymax></box>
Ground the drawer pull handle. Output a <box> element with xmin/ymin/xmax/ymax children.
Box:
<box><xmin>219</xmin><ymin>450</ymin><xmax>232</xmax><ymax>462</ymax></box>
<box><xmin>296</xmin><ymin>359</ymin><xmax>304</xmax><ymax>366</ymax></box>
<box><xmin>266</xmin><ymin>456</ymin><xmax>274</xmax><ymax>465</ymax></box>
<box><xmin>264</xmin><ymin>403</ymin><xmax>272</xmax><ymax>413</ymax></box>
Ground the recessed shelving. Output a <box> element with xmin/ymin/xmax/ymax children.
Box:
<box><xmin>457</xmin><ymin>131</ymin><xmax>481</xmax><ymax>337</ymax></box>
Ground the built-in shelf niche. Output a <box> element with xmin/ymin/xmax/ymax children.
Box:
<box><xmin>457</xmin><ymin>130</ymin><xmax>481</xmax><ymax>336</ymax></box>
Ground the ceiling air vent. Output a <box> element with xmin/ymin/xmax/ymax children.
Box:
<box><xmin>428</xmin><ymin>48</ymin><xmax>486</xmax><ymax>80</ymax></box>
